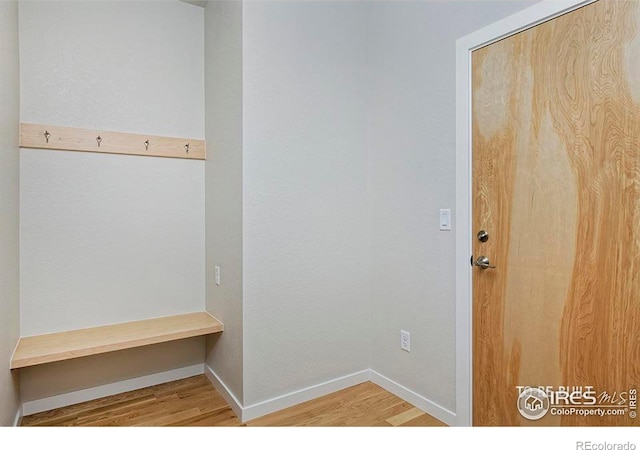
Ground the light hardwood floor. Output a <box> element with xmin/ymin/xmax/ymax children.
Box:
<box><xmin>20</xmin><ymin>375</ymin><xmax>446</xmax><ymax>427</ymax></box>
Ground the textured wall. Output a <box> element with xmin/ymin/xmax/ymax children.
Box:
<box><xmin>19</xmin><ymin>1</ymin><xmax>204</xmax><ymax>138</ymax></box>
<box><xmin>0</xmin><ymin>0</ymin><xmax>21</xmax><ymax>427</ymax></box>
<box><xmin>203</xmin><ymin>0</ymin><xmax>244</xmax><ymax>404</ymax></box>
<box><xmin>18</xmin><ymin>0</ymin><xmax>206</xmax><ymax>404</ymax></box>
<box><xmin>20</xmin><ymin>150</ymin><xmax>205</xmax><ymax>335</ymax></box>
<box><xmin>368</xmin><ymin>0</ymin><xmax>538</xmax><ymax>413</ymax></box>
<box><xmin>19</xmin><ymin>0</ymin><xmax>205</xmax><ymax>334</ymax></box>
<box><xmin>242</xmin><ymin>1</ymin><xmax>371</xmax><ymax>406</ymax></box>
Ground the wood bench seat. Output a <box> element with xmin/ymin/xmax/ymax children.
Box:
<box><xmin>11</xmin><ymin>312</ymin><xmax>223</xmax><ymax>369</ymax></box>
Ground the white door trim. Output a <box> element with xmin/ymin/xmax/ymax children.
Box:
<box><xmin>454</xmin><ymin>0</ymin><xmax>597</xmax><ymax>427</ymax></box>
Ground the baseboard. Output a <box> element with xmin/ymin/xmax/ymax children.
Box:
<box><xmin>369</xmin><ymin>369</ymin><xmax>456</xmax><ymax>426</ymax></box>
<box><xmin>241</xmin><ymin>369</ymin><xmax>370</xmax><ymax>423</ymax></box>
<box><xmin>21</xmin><ymin>363</ymin><xmax>205</xmax><ymax>416</ymax></box>
<box><xmin>204</xmin><ymin>365</ymin><xmax>243</xmax><ymax>420</ymax></box>
<box><xmin>13</xmin><ymin>406</ymin><xmax>22</xmax><ymax>427</ymax></box>
<box><xmin>202</xmin><ymin>367</ymin><xmax>451</xmax><ymax>424</ymax></box>
<box><xmin>18</xmin><ymin>364</ymin><xmax>456</xmax><ymax>425</ymax></box>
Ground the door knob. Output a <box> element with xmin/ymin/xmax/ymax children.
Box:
<box><xmin>474</xmin><ymin>256</ymin><xmax>496</xmax><ymax>269</ymax></box>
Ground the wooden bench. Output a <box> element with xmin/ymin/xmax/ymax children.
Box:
<box><xmin>11</xmin><ymin>312</ymin><xmax>223</xmax><ymax>369</ymax></box>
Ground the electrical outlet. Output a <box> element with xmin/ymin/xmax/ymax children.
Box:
<box><xmin>215</xmin><ymin>266</ymin><xmax>221</xmax><ymax>286</ymax></box>
<box><xmin>400</xmin><ymin>330</ymin><xmax>410</xmax><ymax>352</ymax></box>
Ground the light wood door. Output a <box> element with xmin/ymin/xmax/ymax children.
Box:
<box><xmin>472</xmin><ymin>0</ymin><xmax>640</xmax><ymax>426</ymax></box>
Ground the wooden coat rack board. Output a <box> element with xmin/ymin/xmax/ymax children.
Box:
<box><xmin>20</xmin><ymin>123</ymin><xmax>206</xmax><ymax>160</ymax></box>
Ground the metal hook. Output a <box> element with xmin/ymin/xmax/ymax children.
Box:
<box><xmin>144</xmin><ymin>140</ymin><xmax>150</xmax><ymax>151</ymax></box>
<box><xmin>44</xmin><ymin>130</ymin><xmax>51</xmax><ymax>143</ymax></box>
<box><xmin>96</xmin><ymin>135</ymin><xmax>102</xmax><ymax>147</ymax></box>
<box><xmin>185</xmin><ymin>143</ymin><xmax>190</xmax><ymax>153</ymax></box>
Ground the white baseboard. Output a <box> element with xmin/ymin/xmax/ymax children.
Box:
<box><xmin>13</xmin><ymin>406</ymin><xmax>22</xmax><ymax>427</ymax></box>
<box><xmin>204</xmin><ymin>365</ymin><xmax>243</xmax><ymax>420</ymax></box>
<box><xmin>369</xmin><ymin>369</ymin><xmax>456</xmax><ymax>426</ymax></box>
<box><xmin>203</xmin><ymin>367</ymin><xmax>454</xmax><ymax>425</ymax></box>
<box><xmin>19</xmin><ymin>364</ymin><xmax>456</xmax><ymax>426</ymax></box>
<box><xmin>22</xmin><ymin>363</ymin><xmax>205</xmax><ymax>416</ymax></box>
<box><xmin>241</xmin><ymin>369</ymin><xmax>370</xmax><ymax>423</ymax></box>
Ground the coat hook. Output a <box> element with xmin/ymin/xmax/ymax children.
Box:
<box><xmin>96</xmin><ymin>135</ymin><xmax>102</xmax><ymax>147</ymax></box>
<box><xmin>44</xmin><ymin>130</ymin><xmax>51</xmax><ymax>143</ymax></box>
<box><xmin>185</xmin><ymin>143</ymin><xmax>190</xmax><ymax>153</ymax></box>
<box><xmin>144</xmin><ymin>140</ymin><xmax>150</xmax><ymax>151</ymax></box>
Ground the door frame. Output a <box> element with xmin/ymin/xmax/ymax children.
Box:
<box><xmin>454</xmin><ymin>0</ymin><xmax>597</xmax><ymax>427</ymax></box>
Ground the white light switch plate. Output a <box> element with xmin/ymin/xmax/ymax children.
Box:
<box><xmin>439</xmin><ymin>209</ymin><xmax>451</xmax><ymax>231</ymax></box>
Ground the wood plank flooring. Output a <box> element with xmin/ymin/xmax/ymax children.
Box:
<box><xmin>20</xmin><ymin>375</ymin><xmax>446</xmax><ymax>427</ymax></box>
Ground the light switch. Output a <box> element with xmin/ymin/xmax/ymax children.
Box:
<box><xmin>439</xmin><ymin>209</ymin><xmax>451</xmax><ymax>231</ymax></box>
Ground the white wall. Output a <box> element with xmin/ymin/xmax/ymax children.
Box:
<box><xmin>204</xmin><ymin>0</ymin><xmax>244</xmax><ymax>404</ymax></box>
<box><xmin>19</xmin><ymin>1</ymin><xmax>204</xmax><ymax>139</ymax></box>
<box><xmin>0</xmin><ymin>0</ymin><xmax>21</xmax><ymax>427</ymax></box>
<box><xmin>20</xmin><ymin>151</ymin><xmax>205</xmax><ymax>335</ymax></box>
<box><xmin>19</xmin><ymin>0</ymin><xmax>205</xmax><ymax>334</ymax></box>
<box><xmin>242</xmin><ymin>1</ymin><xmax>371</xmax><ymax>406</ymax></box>
<box><xmin>18</xmin><ymin>0</ymin><xmax>206</xmax><ymax>405</ymax></box>
<box><xmin>368</xmin><ymin>0</ymin><xmax>538</xmax><ymax>413</ymax></box>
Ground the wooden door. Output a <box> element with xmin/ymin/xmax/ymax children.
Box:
<box><xmin>472</xmin><ymin>0</ymin><xmax>640</xmax><ymax>426</ymax></box>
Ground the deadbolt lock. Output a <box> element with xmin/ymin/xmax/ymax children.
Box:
<box><xmin>477</xmin><ymin>230</ymin><xmax>489</xmax><ymax>242</ymax></box>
